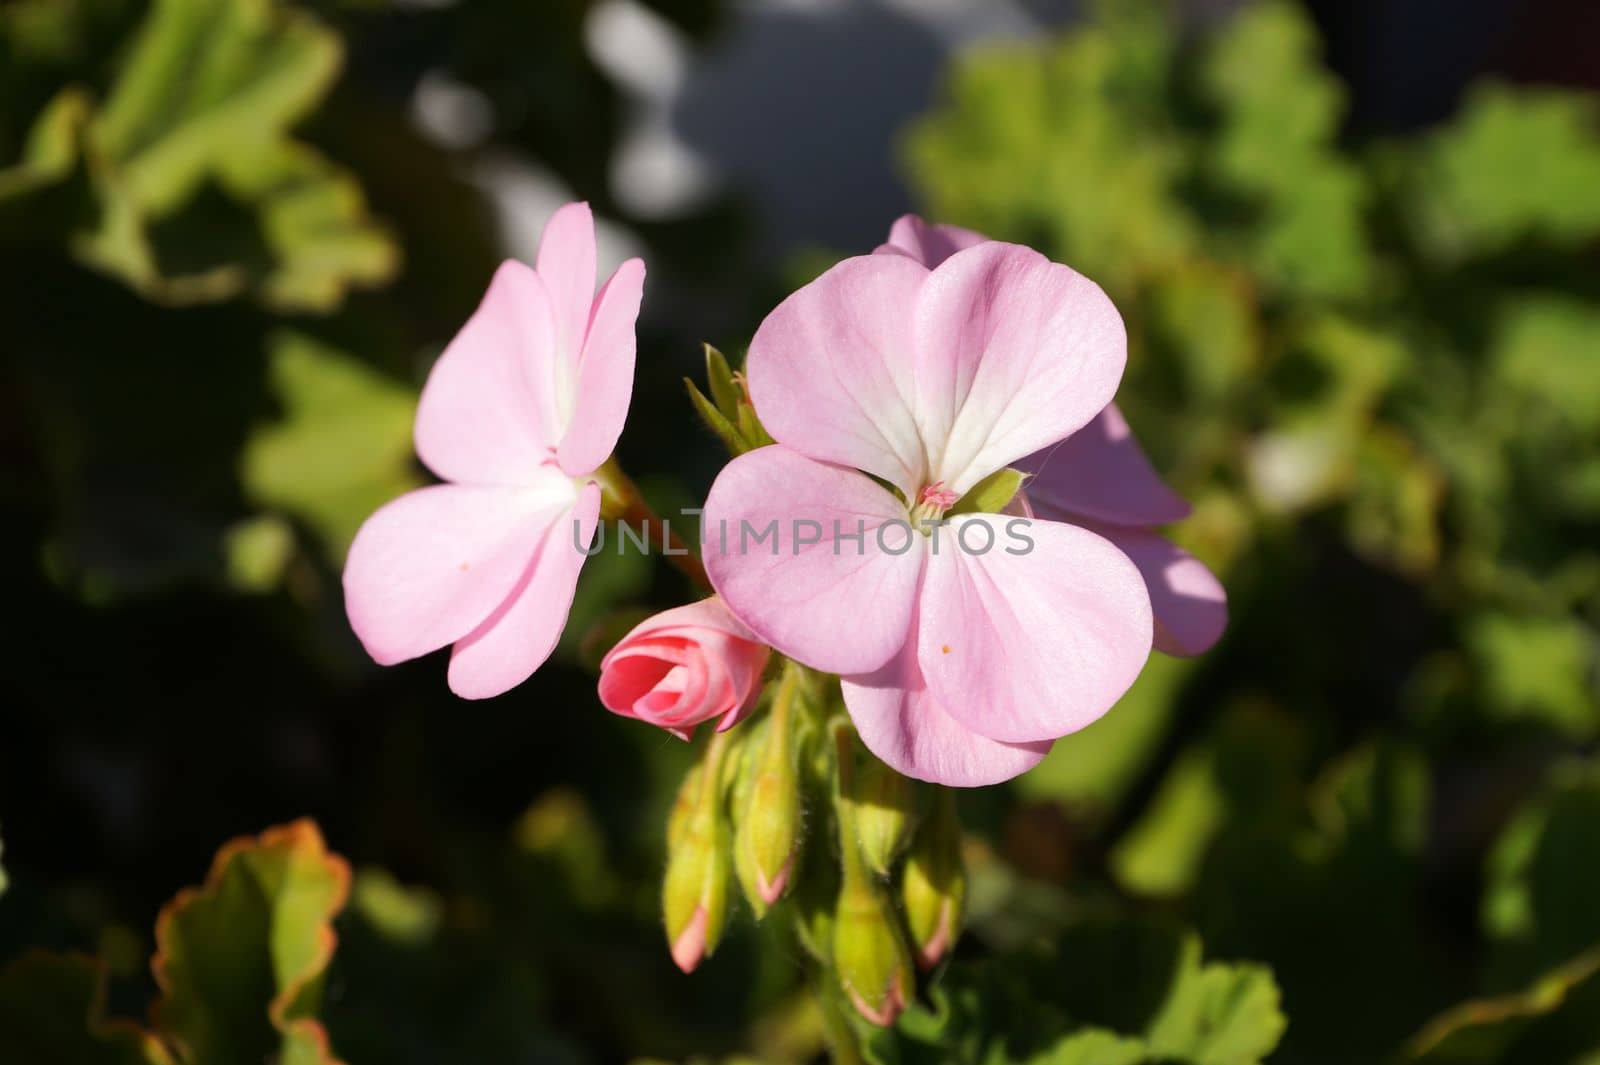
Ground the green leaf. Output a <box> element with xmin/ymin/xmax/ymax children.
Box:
<box><xmin>67</xmin><ymin>0</ymin><xmax>397</xmax><ymax>309</ymax></box>
<box><xmin>1465</xmin><ymin>613</ymin><xmax>1598</xmax><ymax>740</ymax></box>
<box><xmin>886</xmin><ymin>916</ymin><xmax>1285</xmax><ymax>1065</ymax></box>
<box><xmin>240</xmin><ymin>330</ymin><xmax>420</xmax><ymax>560</ymax></box>
<box><xmin>0</xmin><ymin>952</ymin><xmax>172</xmax><ymax>1064</ymax></box>
<box><xmin>903</xmin><ymin>15</ymin><xmax>1194</xmax><ymax>294</ymax></box>
<box><xmin>1145</xmin><ymin>262</ymin><xmax>1259</xmax><ymax>406</ymax></box>
<box><xmin>949</xmin><ymin>468</ymin><xmax>1025</xmax><ymax>516</ymax></box>
<box><xmin>90</xmin><ymin>0</ymin><xmax>340</xmax><ymax>213</ymax></box>
<box><xmin>151</xmin><ymin>819</ymin><xmax>351</xmax><ymax>1065</ymax></box>
<box><xmin>213</xmin><ymin>138</ymin><xmax>397</xmax><ymax>311</ymax></box>
<box><xmin>1483</xmin><ymin>761</ymin><xmax>1600</xmax><ymax>989</ymax></box>
<box><xmin>1030</xmin><ymin>1028</ymin><xmax>1145</xmax><ymax>1065</ymax></box>
<box><xmin>1493</xmin><ymin>299</ymin><xmax>1600</xmax><ymax>436</ymax></box>
<box><xmin>223</xmin><ymin>514</ymin><xmax>295</xmax><ymax>593</ymax></box>
<box><xmin>1200</xmin><ymin>1</ymin><xmax>1371</xmax><ymax>298</ymax></box>
<box><xmin>0</xmin><ymin>87</ymin><xmax>89</xmax><ymax>201</ymax></box>
<box><xmin>1406</xmin><ymin>83</ymin><xmax>1600</xmax><ymax>260</ymax></box>
<box><xmin>1142</xmin><ymin>938</ymin><xmax>1286</xmax><ymax>1065</ymax></box>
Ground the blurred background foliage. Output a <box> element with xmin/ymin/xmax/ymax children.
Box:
<box><xmin>1</xmin><ymin>0</ymin><xmax>1597</xmax><ymax>1062</ymax></box>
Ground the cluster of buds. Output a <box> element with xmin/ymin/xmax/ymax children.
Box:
<box><xmin>657</xmin><ymin>659</ymin><xmax>967</xmax><ymax>1029</ymax></box>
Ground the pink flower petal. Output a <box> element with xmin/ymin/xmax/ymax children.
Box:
<box><xmin>414</xmin><ymin>261</ymin><xmax>564</xmax><ymax>484</ymax></box>
<box><xmin>1018</xmin><ymin>404</ymin><xmax>1191</xmax><ymax>526</ymax></box>
<box><xmin>918</xmin><ymin>515</ymin><xmax>1152</xmax><ymax>744</ymax></box>
<box><xmin>875</xmin><ymin>214</ymin><xmax>986</xmax><ymax>268</ymax></box>
<box><xmin>914</xmin><ymin>243</ymin><xmax>1127</xmax><ymax>494</ymax></box>
<box><xmin>557</xmin><ymin>257</ymin><xmax>645</xmax><ymax>476</ymax></box>
<box><xmin>844</xmin><ymin>617</ymin><xmax>1052</xmax><ymax>787</ymax></box>
<box><xmin>343</xmin><ymin>476</ymin><xmax>577</xmax><ymax>667</ymax></box>
<box><xmin>747</xmin><ymin>254</ymin><xmax>932</xmax><ymax>497</ymax></box>
<box><xmin>446</xmin><ymin>481</ymin><xmax>601</xmax><ymax>699</ymax></box>
<box><xmin>1085</xmin><ymin>522</ymin><xmax>1228</xmax><ymax>658</ymax></box>
<box><xmin>702</xmin><ymin>446</ymin><xmax>925</xmax><ymax>676</ymax></box>
<box><xmin>536</xmin><ymin>201</ymin><xmax>598</xmax><ymax>377</ymax></box>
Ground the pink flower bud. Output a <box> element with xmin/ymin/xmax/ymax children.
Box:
<box><xmin>599</xmin><ymin>598</ymin><xmax>770</xmax><ymax>739</ymax></box>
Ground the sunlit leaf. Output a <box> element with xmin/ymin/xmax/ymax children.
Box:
<box><xmin>1406</xmin><ymin>84</ymin><xmax>1600</xmax><ymax>260</ymax></box>
<box><xmin>151</xmin><ymin>819</ymin><xmax>351</xmax><ymax>1065</ymax></box>
<box><xmin>66</xmin><ymin>0</ymin><xmax>397</xmax><ymax>309</ymax></box>
<box><xmin>1466</xmin><ymin>614</ymin><xmax>1599</xmax><ymax>740</ymax></box>
<box><xmin>240</xmin><ymin>330</ymin><xmax>420</xmax><ymax>560</ymax></box>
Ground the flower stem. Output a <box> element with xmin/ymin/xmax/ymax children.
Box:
<box><xmin>593</xmin><ymin>457</ymin><xmax>710</xmax><ymax>592</ymax></box>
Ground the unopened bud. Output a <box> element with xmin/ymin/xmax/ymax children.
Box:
<box><xmin>734</xmin><ymin>666</ymin><xmax>806</xmax><ymax>916</ymax></box>
<box><xmin>829</xmin><ymin>721</ymin><xmax>914</xmax><ymax>1025</ymax></box>
<box><xmin>852</xmin><ymin>752</ymin><xmax>917</xmax><ymax>877</ymax></box>
<box><xmin>832</xmin><ymin>870</ymin><xmax>914</xmax><ymax>1027</ymax></box>
<box><xmin>901</xmin><ymin>789</ymin><xmax>965</xmax><ymax>970</ymax></box>
<box><xmin>662</xmin><ymin>741</ymin><xmax>734</xmax><ymax>973</ymax></box>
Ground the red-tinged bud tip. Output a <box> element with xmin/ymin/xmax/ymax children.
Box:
<box><xmin>914</xmin><ymin>901</ymin><xmax>955</xmax><ymax>971</ymax></box>
<box><xmin>846</xmin><ymin>972</ymin><xmax>909</xmax><ymax>1027</ymax></box>
<box><xmin>670</xmin><ymin>906</ymin><xmax>709</xmax><ymax>973</ymax></box>
<box><xmin>756</xmin><ymin>856</ymin><xmax>792</xmax><ymax>906</ymax></box>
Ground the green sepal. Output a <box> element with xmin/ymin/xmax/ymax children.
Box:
<box><xmin>949</xmin><ymin>467</ymin><xmax>1027</xmax><ymax>515</ymax></box>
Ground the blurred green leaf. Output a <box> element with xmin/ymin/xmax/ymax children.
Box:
<box><xmin>887</xmin><ymin>916</ymin><xmax>1285</xmax><ymax>1065</ymax></box>
<box><xmin>1465</xmin><ymin>614</ymin><xmax>1599</xmax><ymax>740</ymax></box>
<box><xmin>349</xmin><ymin>868</ymin><xmax>442</xmax><ymax>950</ymax></box>
<box><xmin>152</xmin><ymin>819</ymin><xmax>350</xmax><ymax>1065</ymax></box>
<box><xmin>223</xmin><ymin>514</ymin><xmax>295</xmax><ymax>593</ymax></box>
<box><xmin>91</xmin><ymin>0</ymin><xmax>338</xmax><ymax>211</ymax></box>
<box><xmin>1492</xmin><ymin>299</ymin><xmax>1600</xmax><ymax>437</ymax></box>
<box><xmin>63</xmin><ymin>0</ymin><xmax>397</xmax><ymax>309</ymax></box>
<box><xmin>1201</xmin><ymin>1</ymin><xmax>1371</xmax><ymax>298</ymax></box>
<box><xmin>240</xmin><ymin>330</ymin><xmax>420</xmax><ymax>560</ymax></box>
<box><xmin>1484</xmin><ymin>762</ymin><xmax>1600</xmax><ymax>989</ymax></box>
<box><xmin>0</xmin><ymin>952</ymin><xmax>172</xmax><ymax>1065</ymax></box>
<box><xmin>0</xmin><ymin>87</ymin><xmax>88</xmax><ymax>201</ymax></box>
<box><xmin>1406</xmin><ymin>84</ymin><xmax>1600</xmax><ymax>260</ymax></box>
<box><xmin>903</xmin><ymin>13</ymin><xmax>1193</xmax><ymax>294</ymax></box>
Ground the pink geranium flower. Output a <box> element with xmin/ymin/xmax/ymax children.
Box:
<box><xmin>343</xmin><ymin>203</ymin><xmax>645</xmax><ymax>699</ymax></box>
<box><xmin>881</xmin><ymin>215</ymin><xmax>1228</xmax><ymax>657</ymax></box>
<box><xmin>702</xmin><ymin>226</ymin><xmax>1153</xmax><ymax>786</ymax></box>
<box><xmin>599</xmin><ymin>597</ymin><xmax>770</xmax><ymax>739</ymax></box>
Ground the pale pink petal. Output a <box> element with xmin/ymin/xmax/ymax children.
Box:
<box><xmin>535</xmin><ymin>201</ymin><xmax>598</xmax><ymax>378</ymax></box>
<box><xmin>343</xmin><ymin>477</ymin><xmax>577</xmax><ymax>666</ymax></box>
<box><xmin>702</xmin><ymin>446</ymin><xmax>925</xmax><ymax>676</ymax></box>
<box><xmin>918</xmin><ymin>515</ymin><xmax>1152</xmax><ymax>744</ymax></box>
<box><xmin>557</xmin><ymin>257</ymin><xmax>645</xmax><ymax>476</ymax></box>
<box><xmin>915</xmin><ymin>243</ymin><xmax>1127</xmax><ymax>494</ymax></box>
<box><xmin>1086</xmin><ymin>523</ymin><xmax>1228</xmax><ymax>658</ymax></box>
<box><xmin>414</xmin><ymin>261</ymin><xmax>563</xmax><ymax>484</ymax></box>
<box><xmin>747</xmin><ymin>254</ymin><xmax>932</xmax><ymax>497</ymax></box>
<box><xmin>446</xmin><ymin>481</ymin><xmax>601</xmax><ymax>699</ymax></box>
<box><xmin>844</xmin><ymin>617</ymin><xmax>1051</xmax><ymax>787</ymax></box>
<box><xmin>875</xmin><ymin>214</ymin><xmax>986</xmax><ymax>268</ymax></box>
<box><xmin>1017</xmin><ymin>404</ymin><xmax>1190</xmax><ymax>526</ymax></box>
